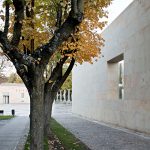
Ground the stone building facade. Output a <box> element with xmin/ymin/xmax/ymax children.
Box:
<box><xmin>72</xmin><ymin>0</ymin><xmax>150</xmax><ymax>133</ymax></box>
<box><xmin>0</xmin><ymin>83</ymin><xmax>30</xmax><ymax>104</ymax></box>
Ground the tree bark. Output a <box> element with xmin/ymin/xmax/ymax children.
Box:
<box><xmin>44</xmin><ymin>90</ymin><xmax>56</xmax><ymax>137</ymax></box>
<box><xmin>30</xmin><ymin>68</ymin><xmax>45</xmax><ymax>150</ymax></box>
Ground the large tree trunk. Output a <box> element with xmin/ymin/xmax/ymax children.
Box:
<box><xmin>30</xmin><ymin>69</ymin><xmax>45</xmax><ymax>150</ymax></box>
<box><xmin>44</xmin><ymin>90</ymin><xmax>56</xmax><ymax>137</ymax></box>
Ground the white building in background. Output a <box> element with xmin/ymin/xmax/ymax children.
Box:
<box><xmin>0</xmin><ymin>83</ymin><xmax>30</xmax><ymax>104</ymax></box>
<box><xmin>72</xmin><ymin>1</ymin><xmax>150</xmax><ymax>134</ymax></box>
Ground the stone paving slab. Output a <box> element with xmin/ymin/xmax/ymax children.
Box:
<box><xmin>0</xmin><ymin>116</ymin><xmax>29</xmax><ymax>150</ymax></box>
<box><xmin>52</xmin><ymin>104</ymin><xmax>150</xmax><ymax>150</ymax></box>
<box><xmin>0</xmin><ymin>119</ymin><xmax>11</xmax><ymax>127</ymax></box>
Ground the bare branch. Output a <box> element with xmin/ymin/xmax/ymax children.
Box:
<box><xmin>49</xmin><ymin>56</ymin><xmax>68</xmax><ymax>82</ymax></box>
<box><xmin>52</xmin><ymin>58</ymin><xmax>75</xmax><ymax>91</ymax></box>
<box><xmin>44</xmin><ymin>56</ymin><xmax>68</xmax><ymax>83</ymax></box>
<box><xmin>44</xmin><ymin>56</ymin><xmax>68</xmax><ymax>94</ymax></box>
<box><xmin>11</xmin><ymin>0</ymin><xmax>25</xmax><ymax>47</ymax></box>
<box><xmin>4</xmin><ymin>1</ymin><xmax>10</xmax><ymax>36</ymax></box>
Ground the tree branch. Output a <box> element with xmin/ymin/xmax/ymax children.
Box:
<box><xmin>49</xmin><ymin>56</ymin><xmax>68</xmax><ymax>82</ymax></box>
<box><xmin>1</xmin><ymin>33</ymin><xmax>31</xmax><ymax>65</ymax></box>
<box><xmin>77</xmin><ymin>0</ymin><xmax>84</xmax><ymax>14</ymax></box>
<box><xmin>52</xmin><ymin>58</ymin><xmax>75</xmax><ymax>91</ymax></box>
<box><xmin>11</xmin><ymin>0</ymin><xmax>25</xmax><ymax>47</ymax></box>
<box><xmin>71</xmin><ymin>0</ymin><xmax>84</xmax><ymax>18</ymax></box>
<box><xmin>32</xmin><ymin>1</ymin><xmax>84</xmax><ymax>66</ymax></box>
<box><xmin>56</xmin><ymin>2</ymin><xmax>62</xmax><ymax>28</ymax></box>
<box><xmin>44</xmin><ymin>56</ymin><xmax>68</xmax><ymax>94</ymax></box>
<box><xmin>4</xmin><ymin>1</ymin><xmax>10</xmax><ymax>36</ymax></box>
<box><xmin>71</xmin><ymin>0</ymin><xmax>78</xmax><ymax>15</ymax></box>
<box><xmin>0</xmin><ymin>0</ymin><xmax>35</xmax><ymax>80</ymax></box>
<box><xmin>15</xmin><ymin>61</ymin><xmax>32</xmax><ymax>92</ymax></box>
<box><xmin>0</xmin><ymin>31</ymin><xmax>35</xmax><ymax>87</ymax></box>
<box><xmin>0</xmin><ymin>34</ymin><xmax>32</xmax><ymax>90</ymax></box>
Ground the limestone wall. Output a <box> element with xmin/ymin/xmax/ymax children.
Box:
<box><xmin>0</xmin><ymin>83</ymin><xmax>30</xmax><ymax>104</ymax></box>
<box><xmin>72</xmin><ymin>0</ymin><xmax>150</xmax><ymax>133</ymax></box>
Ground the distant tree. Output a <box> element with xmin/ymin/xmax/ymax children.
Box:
<box><xmin>0</xmin><ymin>54</ymin><xmax>7</xmax><ymax>75</ymax></box>
<box><xmin>0</xmin><ymin>75</ymin><xmax>7</xmax><ymax>83</ymax></box>
<box><xmin>0</xmin><ymin>52</ymin><xmax>13</xmax><ymax>77</ymax></box>
<box><xmin>0</xmin><ymin>55</ymin><xmax>7</xmax><ymax>83</ymax></box>
<box><xmin>61</xmin><ymin>66</ymin><xmax>72</xmax><ymax>90</ymax></box>
<box><xmin>7</xmin><ymin>73</ymin><xmax>22</xmax><ymax>83</ymax></box>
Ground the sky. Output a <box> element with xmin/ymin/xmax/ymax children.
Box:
<box><xmin>106</xmin><ymin>0</ymin><xmax>133</xmax><ymax>26</ymax></box>
<box><xmin>0</xmin><ymin>0</ymin><xmax>134</xmax><ymax>76</ymax></box>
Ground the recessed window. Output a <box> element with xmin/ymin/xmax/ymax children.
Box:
<box><xmin>107</xmin><ymin>53</ymin><xmax>124</xmax><ymax>100</ymax></box>
<box><xmin>118</xmin><ymin>60</ymin><xmax>124</xmax><ymax>99</ymax></box>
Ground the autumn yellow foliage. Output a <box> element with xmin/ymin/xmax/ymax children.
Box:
<box><xmin>7</xmin><ymin>0</ymin><xmax>112</xmax><ymax>64</ymax></box>
<box><xmin>59</xmin><ymin>0</ymin><xmax>112</xmax><ymax>64</ymax></box>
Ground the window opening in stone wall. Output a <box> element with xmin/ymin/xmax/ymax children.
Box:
<box><xmin>118</xmin><ymin>60</ymin><xmax>124</xmax><ymax>99</ymax></box>
<box><xmin>107</xmin><ymin>53</ymin><xmax>124</xmax><ymax>100</ymax></box>
<box><xmin>3</xmin><ymin>93</ymin><xmax>9</xmax><ymax>104</ymax></box>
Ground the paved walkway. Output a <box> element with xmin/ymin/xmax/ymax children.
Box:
<box><xmin>52</xmin><ymin>104</ymin><xmax>150</xmax><ymax>150</ymax></box>
<box><xmin>1</xmin><ymin>104</ymin><xmax>150</xmax><ymax>150</ymax></box>
<box><xmin>0</xmin><ymin>116</ymin><xmax>29</xmax><ymax>150</ymax></box>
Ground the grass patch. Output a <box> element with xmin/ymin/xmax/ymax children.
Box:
<box><xmin>24</xmin><ymin>118</ymin><xmax>90</xmax><ymax>150</ymax></box>
<box><xmin>51</xmin><ymin>118</ymin><xmax>90</xmax><ymax>150</ymax></box>
<box><xmin>0</xmin><ymin>115</ymin><xmax>14</xmax><ymax>120</ymax></box>
<box><xmin>24</xmin><ymin>136</ymin><xmax>30</xmax><ymax>150</ymax></box>
<box><xmin>24</xmin><ymin>135</ymin><xmax>49</xmax><ymax>150</ymax></box>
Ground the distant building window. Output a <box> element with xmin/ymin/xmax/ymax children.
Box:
<box><xmin>118</xmin><ymin>60</ymin><xmax>124</xmax><ymax>99</ymax></box>
<box><xmin>21</xmin><ymin>93</ymin><xmax>24</xmax><ymax>98</ymax></box>
<box><xmin>3</xmin><ymin>93</ymin><xmax>9</xmax><ymax>104</ymax></box>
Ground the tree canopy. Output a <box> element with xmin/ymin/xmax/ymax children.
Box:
<box><xmin>0</xmin><ymin>0</ymin><xmax>111</xmax><ymax>65</ymax></box>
